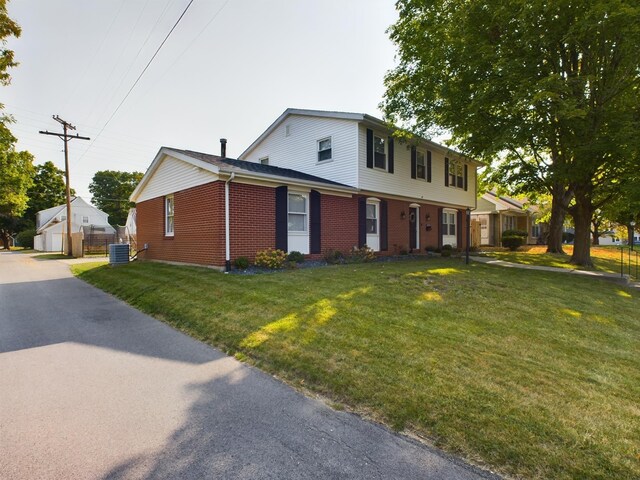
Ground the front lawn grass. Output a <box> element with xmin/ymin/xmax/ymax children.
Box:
<box><xmin>73</xmin><ymin>259</ymin><xmax>640</xmax><ymax>480</ymax></box>
<box><xmin>479</xmin><ymin>245</ymin><xmax>629</xmax><ymax>275</ymax></box>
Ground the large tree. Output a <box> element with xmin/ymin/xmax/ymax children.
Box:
<box><xmin>0</xmin><ymin>138</ymin><xmax>35</xmax><ymax>249</ymax></box>
<box><xmin>383</xmin><ymin>0</ymin><xmax>640</xmax><ymax>266</ymax></box>
<box><xmin>23</xmin><ymin>161</ymin><xmax>73</xmax><ymax>225</ymax></box>
<box><xmin>89</xmin><ymin>170</ymin><xmax>143</xmax><ymax>227</ymax></box>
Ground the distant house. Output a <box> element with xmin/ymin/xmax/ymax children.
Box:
<box><xmin>131</xmin><ymin>108</ymin><xmax>481</xmax><ymax>269</ymax></box>
<box><xmin>471</xmin><ymin>192</ymin><xmax>544</xmax><ymax>246</ymax></box>
<box><xmin>33</xmin><ymin>197</ymin><xmax>116</xmax><ymax>252</ymax></box>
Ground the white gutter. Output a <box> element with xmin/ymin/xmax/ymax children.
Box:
<box><xmin>224</xmin><ymin>172</ymin><xmax>235</xmax><ymax>272</ymax></box>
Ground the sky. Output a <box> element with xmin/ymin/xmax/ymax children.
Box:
<box><xmin>4</xmin><ymin>0</ymin><xmax>399</xmax><ymax>201</ymax></box>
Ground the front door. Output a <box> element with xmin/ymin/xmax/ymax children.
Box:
<box><xmin>409</xmin><ymin>207</ymin><xmax>417</xmax><ymax>251</ymax></box>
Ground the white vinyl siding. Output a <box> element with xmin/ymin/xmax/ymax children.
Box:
<box><xmin>240</xmin><ymin>115</ymin><xmax>359</xmax><ymax>187</ymax></box>
<box><xmin>357</xmin><ymin>125</ymin><xmax>476</xmax><ymax>207</ymax></box>
<box><xmin>136</xmin><ymin>155</ymin><xmax>218</xmax><ymax>203</ymax></box>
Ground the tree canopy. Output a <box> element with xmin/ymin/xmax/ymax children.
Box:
<box><xmin>383</xmin><ymin>0</ymin><xmax>640</xmax><ymax>266</ymax></box>
<box><xmin>89</xmin><ymin>170</ymin><xmax>143</xmax><ymax>227</ymax></box>
<box><xmin>23</xmin><ymin>161</ymin><xmax>73</xmax><ymax>225</ymax></box>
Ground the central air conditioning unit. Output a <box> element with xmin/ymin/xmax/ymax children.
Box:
<box><xmin>109</xmin><ymin>244</ymin><xmax>129</xmax><ymax>265</ymax></box>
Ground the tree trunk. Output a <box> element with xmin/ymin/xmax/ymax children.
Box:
<box><xmin>0</xmin><ymin>231</ymin><xmax>10</xmax><ymax>250</ymax></box>
<box><xmin>591</xmin><ymin>225</ymin><xmax>600</xmax><ymax>245</ymax></box>
<box><xmin>570</xmin><ymin>191</ymin><xmax>593</xmax><ymax>267</ymax></box>
<box><xmin>547</xmin><ymin>184</ymin><xmax>571</xmax><ymax>254</ymax></box>
<box><xmin>628</xmin><ymin>224</ymin><xmax>635</xmax><ymax>250</ymax></box>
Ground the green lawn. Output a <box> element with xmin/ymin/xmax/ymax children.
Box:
<box><xmin>478</xmin><ymin>245</ymin><xmax>637</xmax><ymax>276</ymax></box>
<box><xmin>72</xmin><ymin>259</ymin><xmax>640</xmax><ymax>480</ymax></box>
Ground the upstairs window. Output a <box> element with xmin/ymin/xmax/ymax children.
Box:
<box><xmin>318</xmin><ymin>137</ymin><xmax>332</xmax><ymax>162</ymax></box>
<box><xmin>165</xmin><ymin>195</ymin><xmax>174</xmax><ymax>236</ymax></box>
<box><xmin>259</xmin><ymin>157</ymin><xmax>269</xmax><ymax>165</ymax></box>
<box><xmin>416</xmin><ymin>151</ymin><xmax>426</xmax><ymax>180</ymax></box>
<box><xmin>82</xmin><ymin>216</ymin><xmax>89</xmax><ymax>223</ymax></box>
<box><xmin>288</xmin><ymin>193</ymin><xmax>307</xmax><ymax>232</ymax></box>
<box><xmin>448</xmin><ymin>161</ymin><xmax>464</xmax><ymax>189</ymax></box>
<box><xmin>374</xmin><ymin>135</ymin><xmax>386</xmax><ymax>169</ymax></box>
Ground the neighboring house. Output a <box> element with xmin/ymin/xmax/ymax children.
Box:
<box><xmin>131</xmin><ymin>108</ymin><xmax>479</xmax><ymax>270</ymax></box>
<box><xmin>33</xmin><ymin>197</ymin><xmax>116</xmax><ymax>252</ymax></box>
<box><xmin>471</xmin><ymin>192</ymin><xmax>544</xmax><ymax>246</ymax></box>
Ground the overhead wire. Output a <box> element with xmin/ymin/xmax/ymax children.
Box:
<box><xmin>77</xmin><ymin>0</ymin><xmax>196</xmax><ymax>164</ymax></box>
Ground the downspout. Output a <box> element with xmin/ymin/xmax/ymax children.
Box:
<box><xmin>224</xmin><ymin>172</ymin><xmax>235</xmax><ymax>272</ymax></box>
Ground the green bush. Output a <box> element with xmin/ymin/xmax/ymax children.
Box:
<box><xmin>347</xmin><ymin>245</ymin><xmax>376</xmax><ymax>263</ymax></box>
<box><xmin>502</xmin><ymin>236</ymin><xmax>524</xmax><ymax>251</ymax></box>
<box><xmin>16</xmin><ymin>229</ymin><xmax>35</xmax><ymax>249</ymax></box>
<box><xmin>441</xmin><ymin>244</ymin><xmax>453</xmax><ymax>257</ymax></box>
<box><xmin>287</xmin><ymin>251</ymin><xmax>305</xmax><ymax>263</ymax></box>
<box><xmin>255</xmin><ymin>248</ymin><xmax>287</xmax><ymax>269</ymax></box>
<box><xmin>233</xmin><ymin>256</ymin><xmax>249</xmax><ymax>270</ymax></box>
<box><xmin>502</xmin><ymin>229</ymin><xmax>527</xmax><ymax>251</ymax></box>
<box><xmin>324</xmin><ymin>249</ymin><xmax>345</xmax><ymax>264</ymax></box>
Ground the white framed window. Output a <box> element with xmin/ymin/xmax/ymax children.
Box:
<box><xmin>416</xmin><ymin>150</ymin><xmax>426</xmax><ymax>180</ymax></box>
<box><xmin>366</xmin><ymin>203</ymin><xmax>378</xmax><ymax>234</ymax></box>
<box><xmin>443</xmin><ymin>211</ymin><xmax>456</xmax><ymax>236</ymax></box>
<box><xmin>259</xmin><ymin>156</ymin><xmax>269</xmax><ymax>165</ymax></box>
<box><xmin>60</xmin><ymin>215</ymin><xmax>67</xmax><ymax>221</ymax></box>
<box><xmin>373</xmin><ymin>135</ymin><xmax>386</xmax><ymax>169</ymax></box>
<box><xmin>503</xmin><ymin>215</ymin><xmax>516</xmax><ymax>231</ymax></box>
<box><xmin>165</xmin><ymin>195</ymin><xmax>174</xmax><ymax>236</ymax></box>
<box><xmin>288</xmin><ymin>192</ymin><xmax>307</xmax><ymax>232</ymax></box>
<box><xmin>318</xmin><ymin>137</ymin><xmax>332</xmax><ymax>162</ymax></box>
<box><xmin>532</xmin><ymin>223</ymin><xmax>540</xmax><ymax>238</ymax></box>
<box><xmin>82</xmin><ymin>216</ymin><xmax>89</xmax><ymax>223</ymax></box>
<box><xmin>448</xmin><ymin>161</ymin><xmax>464</xmax><ymax>188</ymax></box>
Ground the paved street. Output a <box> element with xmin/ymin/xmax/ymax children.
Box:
<box><xmin>0</xmin><ymin>252</ymin><xmax>496</xmax><ymax>480</ymax></box>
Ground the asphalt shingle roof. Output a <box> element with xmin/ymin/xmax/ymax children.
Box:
<box><xmin>171</xmin><ymin>148</ymin><xmax>353</xmax><ymax>189</ymax></box>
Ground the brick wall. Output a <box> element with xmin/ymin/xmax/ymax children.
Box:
<box><xmin>136</xmin><ymin>182</ymin><xmax>224</xmax><ymax>266</ymax></box>
<box><xmin>136</xmin><ymin>180</ymin><xmax>469</xmax><ymax>269</ymax></box>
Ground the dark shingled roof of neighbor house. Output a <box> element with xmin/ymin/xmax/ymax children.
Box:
<box><xmin>170</xmin><ymin>148</ymin><xmax>354</xmax><ymax>189</ymax></box>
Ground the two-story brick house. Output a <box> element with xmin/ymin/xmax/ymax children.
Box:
<box><xmin>131</xmin><ymin>109</ymin><xmax>479</xmax><ymax>269</ymax></box>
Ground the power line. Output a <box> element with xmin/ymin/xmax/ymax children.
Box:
<box><xmin>78</xmin><ymin>0</ymin><xmax>195</xmax><ymax>162</ymax></box>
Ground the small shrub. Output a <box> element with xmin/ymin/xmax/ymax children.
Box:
<box><xmin>16</xmin><ymin>229</ymin><xmax>35</xmax><ymax>249</ymax></box>
<box><xmin>399</xmin><ymin>249</ymin><xmax>409</xmax><ymax>256</ymax></box>
<box><xmin>233</xmin><ymin>256</ymin><xmax>249</xmax><ymax>270</ymax></box>
<box><xmin>502</xmin><ymin>236</ymin><xmax>524</xmax><ymax>251</ymax></box>
<box><xmin>254</xmin><ymin>248</ymin><xmax>287</xmax><ymax>269</ymax></box>
<box><xmin>285</xmin><ymin>260</ymin><xmax>298</xmax><ymax>269</ymax></box>
<box><xmin>287</xmin><ymin>251</ymin><xmax>305</xmax><ymax>263</ymax></box>
<box><xmin>502</xmin><ymin>229</ymin><xmax>527</xmax><ymax>251</ymax></box>
<box><xmin>441</xmin><ymin>244</ymin><xmax>453</xmax><ymax>257</ymax></box>
<box><xmin>347</xmin><ymin>245</ymin><xmax>376</xmax><ymax>263</ymax></box>
<box><xmin>324</xmin><ymin>249</ymin><xmax>345</xmax><ymax>265</ymax></box>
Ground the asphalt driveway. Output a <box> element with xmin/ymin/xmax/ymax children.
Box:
<box><xmin>0</xmin><ymin>252</ymin><xmax>497</xmax><ymax>479</ymax></box>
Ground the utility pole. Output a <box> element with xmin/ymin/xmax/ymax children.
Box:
<box><xmin>39</xmin><ymin>116</ymin><xmax>90</xmax><ymax>256</ymax></box>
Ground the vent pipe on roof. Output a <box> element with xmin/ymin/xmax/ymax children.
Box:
<box><xmin>220</xmin><ymin>138</ymin><xmax>227</xmax><ymax>157</ymax></box>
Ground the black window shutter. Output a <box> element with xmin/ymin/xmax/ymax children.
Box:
<box><xmin>388</xmin><ymin>137</ymin><xmax>394</xmax><ymax>173</ymax></box>
<box><xmin>366</xmin><ymin>129</ymin><xmax>373</xmax><ymax>169</ymax></box>
<box><xmin>457</xmin><ymin>210</ymin><xmax>463</xmax><ymax>248</ymax></box>
<box><xmin>380</xmin><ymin>200</ymin><xmax>388</xmax><ymax>251</ymax></box>
<box><xmin>358</xmin><ymin>197</ymin><xmax>367</xmax><ymax>247</ymax></box>
<box><xmin>410</xmin><ymin>146</ymin><xmax>417</xmax><ymax>179</ymax></box>
<box><xmin>427</xmin><ymin>151</ymin><xmax>432</xmax><ymax>182</ymax></box>
<box><xmin>275</xmin><ymin>186</ymin><xmax>288</xmax><ymax>252</ymax></box>
<box><xmin>464</xmin><ymin>164</ymin><xmax>468</xmax><ymax>191</ymax></box>
<box><xmin>310</xmin><ymin>190</ymin><xmax>321</xmax><ymax>254</ymax></box>
<box><xmin>438</xmin><ymin>207</ymin><xmax>444</xmax><ymax>249</ymax></box>
<box><xmin>444</xmin><ymin>158</ymin><xmax>449</xmax><ymax>186</ymax></box>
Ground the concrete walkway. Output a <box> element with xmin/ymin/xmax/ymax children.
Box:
<box><xmin>470</xmin><ymin>255</ymin><xmax>639</xmax><ymax>289</ymax></box>
<box><xmin>0</xmin><ymin>251</ymin><xmax>498</xmax><ymax>480</ymax></box>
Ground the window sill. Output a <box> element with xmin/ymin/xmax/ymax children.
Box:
<box><xmin>164</xmin><ymin>234</ymin><xmax>174</xmax><ymax>239</ymax></box>
<box><xmin>316</xmin><ymin>159</ymin><xmax>333</xmax><ymax>165</ymax></box>
<box><xmin>373</xmin><ymin>166</ymin><xmax>389</xmax><ymax>173</ymax></box>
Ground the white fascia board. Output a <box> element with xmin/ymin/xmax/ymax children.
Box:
<box><xmin>130</xmin><ymin>147</ymin><xmax>220</xmax><ymax>202</ymax></box>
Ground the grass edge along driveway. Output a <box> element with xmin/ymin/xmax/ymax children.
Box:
<box><xmin>73</xmin><ymin>259</ymin><xmax>640</xmax><ymax>480</ymax></box>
